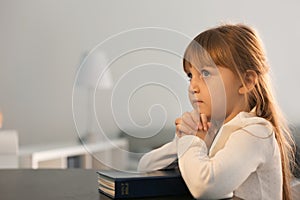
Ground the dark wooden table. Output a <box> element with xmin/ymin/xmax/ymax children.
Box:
<box><xmin>1</xmin><ymin>169</ymin><xmax>299</xmax><ymax>200</ymax></box>
<box><xmin>0</xmin><ymin>169</ymin><xmax>194</xmax><ymax>200</ymax></box>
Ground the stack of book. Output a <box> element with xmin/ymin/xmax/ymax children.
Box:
<box><xmin>97</xmin><ymin>169</ymin><xmax>192</xmax><ymax>199</ymax></box>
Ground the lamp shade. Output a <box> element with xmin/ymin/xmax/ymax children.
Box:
<box><xmin>0</xmin><ymin>112</ymin><xmax>2</xmax><ymax>129</ymax></box>
<box><xmin>77</xmin><ymin>50</ymin><xmax>113</xmax><ymax>90</ymax></box>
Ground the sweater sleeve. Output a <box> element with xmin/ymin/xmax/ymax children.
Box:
<box><xmin>177</xmin><ymin>130</ymin><xmax>272</xmax><ymax>199</ymax></box>
<box><xmin>137</xmin><ymin>136</ymin><xmax>178</xmax><ymax>172</ymax></box>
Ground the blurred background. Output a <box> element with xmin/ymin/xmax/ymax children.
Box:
<box><xmin>0</xmin><ymin>0</ymin><xmax>300</xmax><ymax>170</ymax></box>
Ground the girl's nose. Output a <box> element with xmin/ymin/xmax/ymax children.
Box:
<box><xmin>189</xmin><ymin>80</ymin><xmax>200</xmax><ymax>94</ymax></box>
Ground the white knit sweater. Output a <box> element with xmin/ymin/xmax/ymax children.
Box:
<box><xmin>138</xmin><ymin>111</ymin><xmax>282</xmax><ymax>199</ymax></box>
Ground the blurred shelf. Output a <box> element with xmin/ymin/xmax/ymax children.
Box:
<box><xmin>19</xmin><ymin>138</ymin><xmax>129</xmax><ymax>170</ymax></box>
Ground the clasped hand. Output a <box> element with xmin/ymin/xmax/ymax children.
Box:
<box><xmin>175</xmin><ymin>110</ymin><xmax>211</xmax><ymax>140</ymax></box>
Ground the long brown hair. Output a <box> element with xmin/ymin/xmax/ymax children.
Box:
<box><xmin>183</xmin><ymin>24</ymin><xmax>295</xmax><ymax>200</ymax></box>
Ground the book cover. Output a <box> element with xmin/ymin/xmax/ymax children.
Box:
<box><xmin>97</xmin><ymin>169</ymin><xmax>192</xmax><ymax>199</ymax></box>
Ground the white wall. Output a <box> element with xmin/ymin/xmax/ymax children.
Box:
<box><xmin>0</xmin><ymin>0</ymin><xmax>299</xmax><ymax>146</ymax></box>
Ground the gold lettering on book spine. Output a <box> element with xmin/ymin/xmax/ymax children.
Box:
<box><xmin>121</xmin><ymin>182</ymin><xmax>129</xmax><ymax>195</ymax></box>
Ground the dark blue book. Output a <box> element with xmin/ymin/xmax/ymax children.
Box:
<box><xmin>97</xmin><ymin>169</ymin><xmax>192</xmax><ymax>199</ymax></box>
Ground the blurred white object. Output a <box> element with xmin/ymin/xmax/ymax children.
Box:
<box><xmin>0</xmin><ymin>111</ymin><xmax>3</xmax><ymax>128</ymax></box>
<box><xmin>0</xmin><ymin>130</ymin><xmax>19</xmax><ymax>168</ymax></box>
<box><xmin>77</xmin><ymin>50</ymin><xmax>113</xmax><ymax>89</ymax></box>
<box><xmin>77</xmin><ymin>50</ymin><xmax>113</xmax><ymax>143</ymax></box>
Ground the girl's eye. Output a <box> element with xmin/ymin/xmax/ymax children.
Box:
<box><xmin>187</xmin><ymin>73</ymin><xmax>192</xmax><ymax>81</ymax></box>
<box><xmin>201</xmin><ymin>70</ymin><xmax>210</xmax><ymax>78</ymax></box>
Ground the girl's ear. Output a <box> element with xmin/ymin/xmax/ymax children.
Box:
<box><xmin>238</xmin><ymin>70</ymin><xmax>258</xmax><ymax>94</ymax></box>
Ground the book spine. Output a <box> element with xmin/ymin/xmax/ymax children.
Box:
<box><xmin>114</xmin><ymin>177</ymin><xmax>190</xmax><ymax>198</ymax></box>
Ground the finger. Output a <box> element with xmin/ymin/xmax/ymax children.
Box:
<box><xmin>175</xmin><ymin>118</ymin><xmax>182</xmax><ymax>125</ymax></box>
<box><xmin>200</xmin><ymin>113</ymin><xmax>208</xmax><ymax>131</ymax></box>
<box><xmin>176</xmin><ymin>129</ymin><xmax>182</xmax><ymax>138</ymax></box>
<box><xmin>176</xmin><ymin>125</ymin><xmax>183</xmax><ymax>138</ymax></box>
<box><xmin>179</xmin><ymin>124</ymin><xmax>194</xmax><ymax>135</ymax></box>
<box><xmin>191</xmin><ymin>110</ymin><xmax>204</xmax><ymax>130</ymax></box>
<box><xmin>176</xmin><ymin>123</ymin><xmax>195</xmax><ymax>136</ymax></box>
<box><xmin>207</xmin><ymin>122</ymin><xmax>212</xmax><ymax>129</ymax></box>
<box><xmin>182</xmin><ymin>112</ymin><xmax>198</xmax><ymax>131</ymax></box>
<box><xmin>191</xmin><ymin>110</ymin><xmax>200</xmax><ymax>125</ymax></box>
<box><xmin>176</xmin><ymin>117</ymin><xmax>192</xmax><ymax>137</ymax></box>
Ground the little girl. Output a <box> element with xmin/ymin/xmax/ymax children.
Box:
<box><xmin>138</xmin><ymin>24</ymin><xmax>295</xmax><ymax>200</ymax></box>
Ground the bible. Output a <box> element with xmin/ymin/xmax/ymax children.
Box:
<box><xmin>97</xmin><ymin>169</ymin><xmax>191</xmax><ymax>199</ymax></box>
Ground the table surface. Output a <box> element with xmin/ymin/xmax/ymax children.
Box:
<box><xmin>0</xmin><ymin>169</ymin><xmax>299</xmax><ymax>200</ymax></box>
<box><xmin>0</xmin><ymin>169</ymin><xmax>194</xmax><ymax>200</ymax></box>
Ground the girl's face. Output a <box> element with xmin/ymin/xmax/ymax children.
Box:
<box><xmin>186</xmin><ymin>64</ymin><xmax>245</xmax><ymax>123</ymax></box>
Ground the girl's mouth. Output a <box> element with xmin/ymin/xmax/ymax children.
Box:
<box><xmin>193</xmin><ymin>100</ymin><xmax>204</xmax><ymax>105</ymax></box>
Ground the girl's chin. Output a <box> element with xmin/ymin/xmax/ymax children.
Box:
<box><xmin>193</xmin><ymin>108</ymin><xmax>211</xmax><ymax>119</ymax></box>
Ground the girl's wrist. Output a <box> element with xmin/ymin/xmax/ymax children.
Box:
<box><xmin>196</xmin><ymin>130</ymin><xmax>206</xmax><ymax>140</ymax></box>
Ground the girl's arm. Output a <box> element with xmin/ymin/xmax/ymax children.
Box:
<box><xmin>137</xmin><ymin>136</ymin><xmax>178</xmax><ymax>172</ymax></box>
<box><xmin>177</xmin><ymin>126</ymin><xmax>275</xmax><ymax>199</ymax></box>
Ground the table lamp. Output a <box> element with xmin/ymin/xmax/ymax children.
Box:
<box><xmin>77</xmin><ymin>50</ymin><xmax>113</xmax><ymax>143</ymax></box>
<box><xmin>0</xmin><ymin>111</ymin><xmax>2</xmax><ymax>129</ymax></box>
